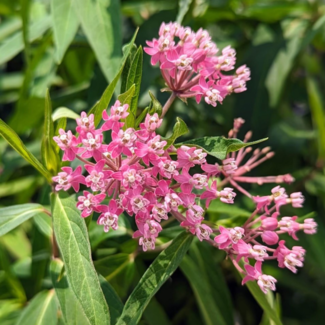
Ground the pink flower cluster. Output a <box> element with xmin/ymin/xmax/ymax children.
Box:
<box><xmin>144</xmin><ymin>22</ymin><xmax>250</xmax><ymax>108</ymax></box>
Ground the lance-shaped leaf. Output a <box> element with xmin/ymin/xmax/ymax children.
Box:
<box><xmin>41</xmin><ymin>89</ymin><xmax>59</xmax><ymax>175</ymax></box>
<box><xmin>0</xmin><ymin>119</ymin><xmax>52</xmax><ymax>182</ymax></box>
<box><xmin>164</xmin><ymin>117</ymin><xmax>189</xmax><ymax>148</ymax></box>
<box><xmin>118</xmin><ymin>85</ymin><xmax>136</xmax><ymax>129</ymax></box>
<box><xmin>178</xmin><ymin>136</ymin><xmax>268</xmax><ymax>160</ymax></box>
<box><xmin>52</xmin><ymin>107</ymin><xmax>80</xmax><ymax>121</ymax></box>
<box><xmin>15</xmin><ymin>290</ymin><xmax>58</xmax><ymax>325</ymax></box>
<box><xmin>71</xmin><ymin>0</ymin><xmax>121</xmax><ymax>83</ymax></box>
<box><xmin>121</xmin><ymin>44</ymin><xmax>138</xmax><ymax>93</ymax></box>
<box><xmin>0</xmin><ymin>204</ymin><xmax>47</xmax><ymax>237</ymax></box>
<box><xmin>51</xmin><ymin>0</ymin><xmax>79</xmax><ymax>63</ymax></box>
<box><xmin>116</xmin><ymin>232</ymin><xmax>193</xmax><ymax>325</ymax></box>
<box><xmin>176</xmin><ymin>0</ymin><xmax>193</xmax><ymax>24</ymax></box>
<box><xmin>50</xmin><ymin>259</ymin><xmax>91</xmax><ymax>325</ymax></box>
<box><xmin>88</xmin><ymin>29</ymin><xmax>139</xmax><ymax>127</ymax></box>
<box><xmin>51</xmin><ymin>194</ymin><xmax>110</xmax><ymax>325</ymax></box>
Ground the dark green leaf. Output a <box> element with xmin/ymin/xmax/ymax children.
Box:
<box><xmin>51</xmin><ymin>194</ymin><xmax>110</xmax><ymax>325</ymax></box>
<box><xmin>118</xmin><ymin>85</ymin><xmax>136</xmax><ymax>129</ymax></box>
<box><xmin>51</xmin><ymin>0</ymin><xmax>79</xmax><ymax>63</ymax></box>
<box><xmin>88</xmin><ymin>28</ymin><xmax>139</xmax><ymax>127</ymax></box>
<box><xmin>15</xmin><ymin>290</ymin><xmax>58</xmax><ymax>325</ymax></box>
<box><xmin>41</xmin><ymin>89</ymin><xmax>59</xmax><ymax>175</ymax></box>
<box><xmin>71</xmin><ymin>0</ymin><xmax>122</xmax><ymax>83</ymax></box>
<box><xmin>148</xmin><ymin>91</ymin><xmax>162</xmax><ymax>116</ymax></box>
<box><xmin>179</xmin><ymin>136</ymin><xmax>268</xmax><ymax>160</ymax></box>
<box><xmin>116</xmin><ymin>232</ymin><xmax>193</xmax><ymax>325</ymax></box>
<box><xmin>0</xmin><ymin>119</ymin><xmax>52</xmax><ymax>182</ymax></box>
<box><xmin>0</xmin><ymin>204</ymin><xmax>46</xmax><ymax>237</ymax></box>
<box><xmin>121</xmin><ymin>44</ymin><xmax>137</xmax><ymax>93</ymax></box>
<box><xmin>164</xmin><ymin>117</ymin><xmax>189</xmax><ymax>148</ymax></box>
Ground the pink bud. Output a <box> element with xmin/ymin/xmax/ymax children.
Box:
<box><xmin>261</xmin><ymin>217</ymin><xmax>278</xmax><ymax>231</ymax></box>
<box><xmin>261</xmin><ymin>231</ymin><xmax>279</xmax><ymax>245</ymax></box>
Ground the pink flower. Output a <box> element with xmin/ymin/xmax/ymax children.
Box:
<box><xmin>53</xmin><ymin>129</ymin><xmax>81</xmax><ymax>161</ymax></box>
<box><xmin>97</xmin><ymin>199</ymin><xmax>123</xmax><ymax>232</ymax></box>
<box><xmin>76</xmin><ymin>112</ymin><xmax>95</xmax><ymax>134</ymax></box>
<box><xmin>138</xmin><ymin>236</ymin><xmax>156</xmax><ymax>251</ymax></box>
<box><xmin>201</xmin><ymin>181</ymin><xmax>236</xmax><ymax>207</ymax></box>
<box><xmin>106</xmin><ymin>128</ymin><xmax>137</xmax><ymax>158</ymax></box>
<box><xmin>302</xmin><ymin>218</ymin><xmax>317</xmax><ymax>235</ymax></box>
<box><xmin>84</xmin><ymin>160</ymin><xmax>112</xmax><ymax>192</ymax></box>
<box><xmin>52</xmin><ymin>166</ymin><xmax>85</xmax><ymax>192</ymax></box>
<box><xmin>242</xmin><ymin>261</ymin><xmax>277</xmax><ymax>294</ymax></box>
<box><xmin>233</xmin><ymin>240</ymin><xmax>268</xmax><ymax>261</ymax></box>
<box><xmin>135</xmin><ymin>135</ymin><xmax>167</xmax><ymax>165</ymax></box>
<box><xmin>152</xmin><ymin>203</ymin><xmax>169</xmax><ymax>222</ymax></box>
<box><xmin>214</xmin><ymin>226</ymin><xmax>244</xmax><ymax>249</ymax></box>
<box><xmin>153</xmin><ymin>159</ymin><xmax>179</xmax><ymax>179</ymax></box>
<box><xmin>222</xmin><ymin>158</ymin><xmax>237</xmax><ymax>174</ymax></box>
<box><xmin>177</xmin><ymin>146</ymin><xmax>207</xmax><ymax>170</ymax></box>
<box><xmin>278</xmin><ymin>216</ymin><xmax>300</xmax><ymax>240</ymax></box>
<box><xmin>135</xmin><ymin>217</ymin><xmax>162</xmax><ymax>238</ymax></box>
<box><xmin>201</xmin><ymin>162</ymin><xmax>221</xmax><ymax>177</ymax></box>
<box><xmin>261</xmin><ymin>216</ymin><xmax>278</xmax><ymax>230</ymax></box>
<box><xmin>77</xmin><ymin>191</ymin><xmax>106</xmax><ymax>218</ymax></box>
<box><xmin>144</xmin><ymin>35</ymin><xmax>175</xmax><ymax>65</ymax></box>
<box><xmin>81</xmin><ymin>132</ymin><xmax>103</xmax><ymax>160</ymax></box>
<box><xmin>102</xmin><ymin>100</ymin><xmax>129</xmax><ymax>132</ymax></box>
<box><xmin>289</xmin><ymin>192</ymin><xmax>304</xmax><ymax>208</ymax></box>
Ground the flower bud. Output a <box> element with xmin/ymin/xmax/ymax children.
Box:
<box><xmin>261</xmin><ymin>217</ymin><xmax>278</xmax><ymax>231</ymax></box>
<box><xmin>261</xmin><ymin>230</ymin><xmax>279</xmax><ymax>245</ymax></box>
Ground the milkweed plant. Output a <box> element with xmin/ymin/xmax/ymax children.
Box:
<box><xmin>0</xmin><ymin>21</ymin><xmax>317</xmax><ymax>324</ymax></box>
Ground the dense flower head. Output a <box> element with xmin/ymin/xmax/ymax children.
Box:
<box><xmin>52</xmin><ymin>22</ymin><xmax>317</xmax><ymax>296</ymax></box>
<box><xmin>144</xmin><ymin>22</ymin><xmax>250</xmax><ymax>107</ymax></box>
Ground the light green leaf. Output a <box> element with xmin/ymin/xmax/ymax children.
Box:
<box><xmin>126</xmin><ymin>46</ymin><xmax>143</xmax><ymax>121</ymax></box>
<box><xmin>99</xmin><ymin>275</ymin><xmax>123</xmax><ymax>325</ymax></box>
<box><xmin>51</xmin><ymin>0</ymin><xmax>79</xmax><ymax>63</ymax></box>
<box><xmin>180</xmin><ymin>255</ymin><xmax>227</xmax><ymax>325</ymax></box>
<box><xmin>51</xmin><ymin>194</ymin><xmax>110</xmax><ymax>325</ymax></box>
<box><xmin>148</xmin><ymin>91</ymin><xmax>162</xmax><ymax>116</ymax></box>
<box><xmin>88</xmin><ymin>28</ymin><xmax>139</xmax><ymax>127</ymax></box>
<box><xmin>71</xmin><ymin>0</ymin><xmax>122</xmax><ymax>83</ymax></box>
<box><xmin>0</xmin><ymin>16</ymin><xmax>52</xmax><ymax>65</ymax></box>
<box><xmin>0</xmin><ymin>17</ymin><xmax>22</xmax><ymax>41</ymax></box>
<box><xmin>0</xmin><ymin>119</ymin><xmax>52</xmax><ymax>182</ymax></box>
<box><xmin>41</xmin><ymin>89</ymin><xmax>59</xmax><ymax>175</ymax></box>
<box><xmin>52</xmin><ymin>107</ymin><xmax>80</xmax><ymax>121</ymax></box>
<box><xmin>165</xmin><ymin>117</ymin><xmax>188</xmax><ymax>148</ymax></box>
<box><xmin>50</xmin><ymin>259</ymin><xmax>91</xmax><ymax>325</ymax></box>
<box><xmin>20</xmin><ymin>0</ymin><xmax>31</xmax><ymax>64</ymax></box>
<box><xmin>208</xmin><ymin>200</ymin><xmax>251</xmax><ymax>218</ymax></box>
<box><xmin>176</xmin><ymin>0</ymin><xmax>193</xmax><ymax>24</ymax></box>
<box><xmin>116</xmin><ymin>232</ymin><xmax>193</xmax><ymax>325</ymax></box>
<box><xmin>179</xmin><ymin>137</ymin><xmax>268</xmax><ymax>160</ymax></box>
<box><xmin>0</xmin><ymin>204</ymin><xmax>46</xmax><ymax>237</ymax></box>
<box><xmin>0</xmin><ymin>176</ymin><xmax>43</xmax><ymax>198</ymax></box>
<box><xmin>307</xmin><ymin>77</ymin><xmax>325</xmax><ymax>160</ymax></box>
<box><xmin>15</xmin><ymin>290</ymin><xmax>58</xmax><ymax>325</ymax></box>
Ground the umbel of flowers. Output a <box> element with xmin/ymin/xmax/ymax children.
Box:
<box><xmin>52</xmin><ymin>22</ymin><xmax>317</xmax><ymax>295</ymax></box>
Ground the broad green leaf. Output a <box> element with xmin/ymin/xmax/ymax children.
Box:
<box><xmin>176</xmin><ymin>0</ymin><xmax>193</xmax><ymax>24</ymax></box>
<box><xmin>164</xmin><ymin>117</ymin><xmax>189</xmax><ymax>148</ymax></box>
<box><xmin>243</xmin><ymin>280</ymin><xmax>283</xmax><ymax>325</ymax></box>
<box><xmin>180</xmin><ymin>255</ymin><xmax>227</xmax><ymax>325</ymax></box>
<box><xmin>51</xmin><ymin>194</ymin><xmax>110</xmax><ymax>325</ymax></box>
<box><xmin>116</xmin><ymin>232</ymin><xmax>193</xmax><ymax>325</ymax></box>
<box><xmin>0</xmin><ymin>17</ymin><xmax>21</xmax><ymax>41</ymax></box>
<box><xmin>34</xmin><ymin>213</ymin><xmax>52</xmax><ymax>237</ymax></box>
<box><xmin>179</xmin><ymin>137</ymin><xmax>268</xmax><ymax>160</ymax></box>
<box><xmin>88</xmin><ymin>28</ymin><xmax>139</xmax><ymax>127</ymax></box>
<box><xmin>99</xmin><ymin>275</ymin><xmax>123</xmax><ymax>325</ymax></box>
<box><xmin>0</xmin><ymin>176</ymin><xmax>43</xmax><ymax>198</ymax></box>
<box><xmin>15</xmin><ymin>290</ymin><xmax>58</xmax><ymax>325</ymax></box>
<box><xmin>0</xmin><ymin>119</ymin><xmax>52</xmax><ymax>182</ymax></box>
<box><xmin>307</xmin><ymin>77</ymin><xmax>325</xmax><ymax>160</ymax></box>
<box><xmin>51</xmin><ymin>0</ymin><xmax>79</xmax><ymax>63</ymax></box>
<box><xmin>50</xmin><ymin>259</ymin><xmax>91</xmax><ymax>325</ymax></box>
<box><xmin>126</xmin><ymin>46</ymin><xmax>143</xmax><ymax>122</ymax></box>
<box><xmin>41</xmin><ymin>89</ymin><xmax>59</xmax><ymax>175</ymax></box>
<box><xmin>71</xmin><ymin>0</ymin><xmax>122</xmax><ymax>83</ymax></box>
<box><xmin>52</xmin><ymin>107</ymin><xmax>80</xmax><ymax>121</ymax></box>
<box><xmin>0</xmin><ymin>204</ymin><xmax>46</xmax><ymax>237</ymax></box>
<box><xmin>0</xmin><ymin>16</ymin><xmax>52</xmax><ymax>65</ymax></box>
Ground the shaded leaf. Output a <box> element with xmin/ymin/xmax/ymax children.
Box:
<box><xmin>116</xmin><ymin>232</ymin><xmax>193</xmax><ymax>325</ymax></box>
<box><xmin>51</xmin><ymin>0</ymin><xmax>79</xmax><ymax>63</ymax></box>
<box><xmin>164</xmin><ymin>117</ymin><xmax>189</xmax><ymax>148</ymax></box>
<box><xmin>51</xmin><ymin>194</ymin><xmax>110</xmax><ymax>325</ymax></box>
<box><xmin>0</xmin><ymin>119</ymin><xmax>52</xmax><ymax>182</ymax></box>
<box><xmin>176</xmin><ymin>0</ymin><xmax>193</xmax><ymax>24</ymax></box>
<box><xmin>179</xmin><ymin>136</ymin><xmax>268</xmax><ymax>160</ymax></box>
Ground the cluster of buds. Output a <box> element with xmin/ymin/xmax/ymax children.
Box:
<box><xmin>144</xmin><ymin>22</ymin><xmax>250</xmax><ymax>108</ymax></box>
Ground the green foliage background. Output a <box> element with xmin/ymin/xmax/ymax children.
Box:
<box><xmin>1</xmin><ymin>0</ymin><xmax>325</xmax><ymax>324</ymax></box>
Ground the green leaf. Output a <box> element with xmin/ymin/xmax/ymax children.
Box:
<box><xmin>41</xmin><ymin>89</ymin><xmax>59</xmax><ymax>175</ymax></box>
<box><xmin>0</xmin><ymin>16</ymin><xmax>52</xmax><ymax>65</ymax></box>
<box><xmin>20</xmin><ymin>0</ymin><xmax>31</xmax><ymax>64</ymax></box>
<box><xmin>51</xmin><ymin>0</ymin><xmax>79</xmax><ymax>63</ymax></box>
<box><xmin>179</xmin><ymin>137</ymin><xmax>268</xmax><ymax>160</ymax></box>
<box><xmin>0</xmin><ymin>119</ymin><xmax>52</xmax><ymax>182</ymax></box>
<box><xmin>52</xmin><ymin>107</ymin><xmax>80</xmax><ymax>121</ymax></box>
<box><xmin>15</xmin><ymin>290</ymin><xmax>58</xmax><ymax>325</ymax></box>
<box><xmin>34</xmin><ymin>213</ymin><xmax>52</xmax><ymax>237</ymax></box>
<box><xmin>50</xmin><ymin>259</ymin><xmax>91</xmax><ymax>325</ymax></box>
<box><xmin>88</xmin><ymin>28</ymin><xmax>139</xmax><ymax>127</ymax></box>
<box><xmin>164</xmin><ymin>117</ymin><xmax>189</xmax><ymax>148</ymax></box>
<box><xmin>148</xmin><ymin>91</ymin><xmax>162</xmax><ymax>116</ymax></box>
<box><xmin>126</xmin><ymin>46</ymin><xmax>143</xmax><ymax>123</ymax></box>
<box><xmin>71</xmin><ymin>0</ymin><xmax>122</xmax><ymax>83</ymax></box>
<box><xmin>116</xmin><ymin>232</ymin><xmax>193</xmax><ymax>325</ymax></box>
<box><xmin>118</xmin><ymin>85</ymin><xmax>136</xmax><ymax>129</ymax></box>
<box><xmin>121</xmin><ymin>44</ymin><xmax>138</xmax><ymax>94</ymax></box>
<box><xmin>243</xmin><ymin>280</ymin><xmax>283</xmax><ymax>325</ymax></box>
<box><xmin>176</xmin><ymin>0</ymin><xmax>193</xmax><ymax>24</ymax></box>
<box><xmin>51</xmin><ymin>194</ymin><xmax>110</xmax><ymax>325</ymax></box>
<box><xmin>180</xmin><ymin>255</ymin><xmax>227</xmax><ymax>325</ymax></box>
<box><xmin>99</xmin><ymin>275</ymin><xmax>123</xmax><ymax>325</ymax></box>
<box><xmin>307</xmin><ymin>77</ymin><xmax>325</xmax><ymax>160</ymax></box>
<box><xmin>0</xmin><ymin>204</ymin><xmax>46</xmax><ymax>237</ymax></box>
<box><xmin>143</xmin><ymin>298</ymin><xmax>172</xmax><ymax>325</ymax></box>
